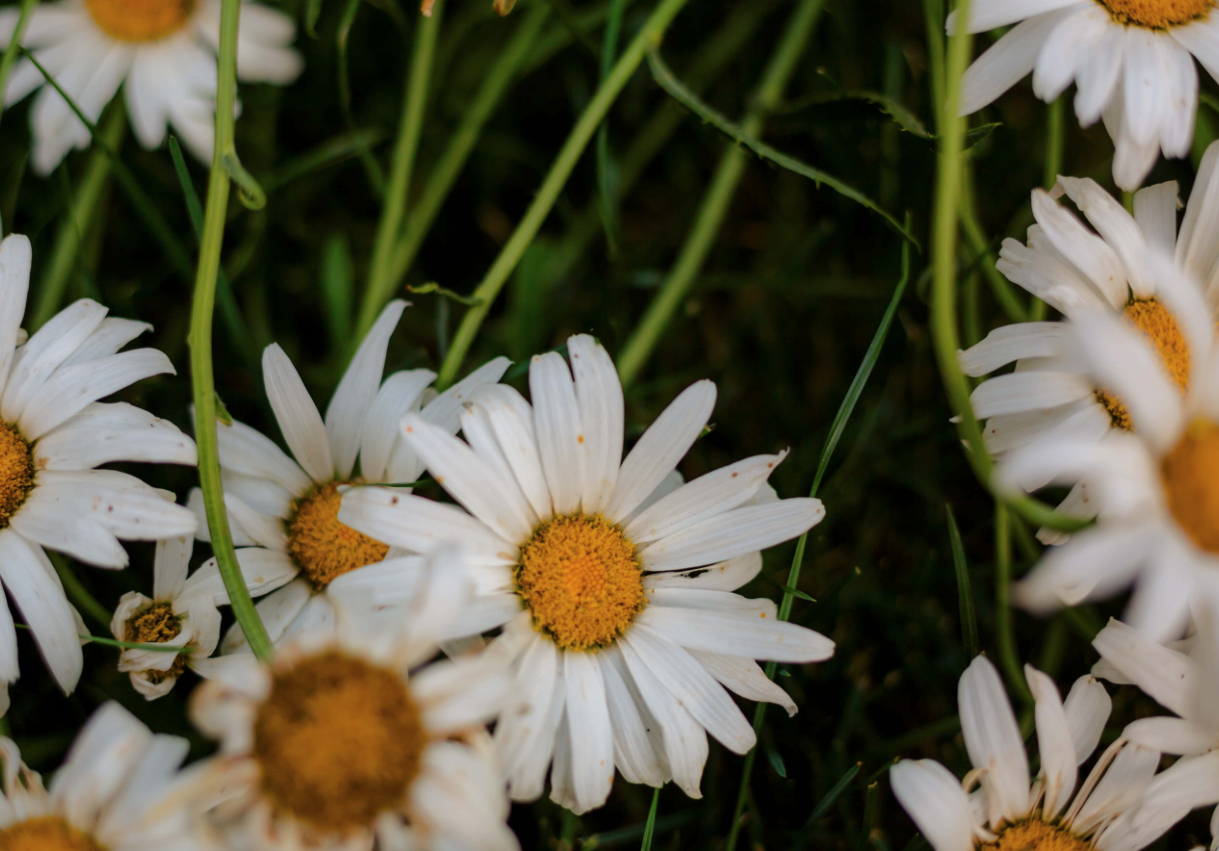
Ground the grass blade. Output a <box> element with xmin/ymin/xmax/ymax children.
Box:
<box><xmin>640</xmin><ymin>788</ymin><xmax>661</xmax><ymax>851</ymax></box>
<box><xmin>596</xmin><ymin>0</ymin><xmax>627</xmax><ymax>255</ymax></box>
<box><xmin>946</xmin><ymin>503</ymin><xmax>979</xmax><ymax>659</ymax></box>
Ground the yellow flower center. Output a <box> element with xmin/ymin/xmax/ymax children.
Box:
<box><xmin>515</xmin><ymin>513</ymin><xmax>646</xmax><ymax>651</ymax></box>
<box><xmin>1098</xmin><ymin>0</ymin><xmax>1214</xmax><ymax>27</ymax></box>
<box><xmin>979</xmin><ymin>820</ymin><xmax>1090</xmax><ymax>851</ymax></box>
<box><xmin>0</xmin><ymin>817</ymin><xmax>103</xmax><ymax>851</ymax></box>
<box><xmin>286</xmin><ymin>481</ymin><xmax>390</xmax><ymax>589</ymax></box>
<box><xmin>124</xmin><ymin>602</ymin><xmax>187</xmax><ymax>682</ymax></box>
<box><xmin>1097</xmin><ymin>298</ymin><xmax>1190</xmax><ymax>430</ymax></box>
<box><xmin>85</xmin><ymin>0</ymin><xmax>196</xmax><ymax>42</ymax></box>
<box><xmin>0</xmin><ymin>424</ymin><xmax>34</xmax><ymax>529</ymax></box>
<box><xmin>1161</xmin><ymin>418</ymin><xmax>1219</xmax><ymax>555</ymax></box>
<box><xmin>252</xmin><ymin>650</ymin><xmax>425</xmax><ymax>834</ymax></box>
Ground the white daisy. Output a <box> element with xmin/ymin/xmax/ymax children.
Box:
<box><xmin>0</xmin><ymin>699</ymin><xmax>215</xmax><ymax>850</ymax></box>
<box><xmin>0</xmin><ymin>233</ymin><xmax>197</xmax><ymax>703</ymax></box>
<box><xmin>109</xmin><ymin>533</ymin><xmax>294</xmax><ymax>699</ymax></box>
<box><xmin>951</xmin><ymin>0</ymin><xmax>1219</xmax><ymax>190</ymax></box>
<box><xmin>995</xmin><ymin>260</ymin><xmax>1219</xmax><ymax>640</ymax></box>
<box><xmin>957</xmin><ymin>159</ymin><xmax>1219</xmax><ymax>543</ymax></box>
<box><xmin>193</xmin><ymin>299</ymin><xmax>510</xmax><ymax>654</ymax></box>
<box><xmin>891</xmin><ymin>655</ymin><xmax>1177</xmax><ymax>851</ymax></box>
<box><xmin>0</xmin><ymin>0</ymin><xmax>302</xmax><ymax>174</ymax></box>
<box><xmin>337</xmin><ymin>334</ymin><xmax>835</xmax><ymax>814</ymax></box>
<box><xmin>189</xmin><ymin>544</ymin><xmax>519</xmax><ymax>851</ymax></box>
<box><xmin>1089</xmin><ymin>616</ymin><xmax>1219</xmax><ymax>846</ymax></box>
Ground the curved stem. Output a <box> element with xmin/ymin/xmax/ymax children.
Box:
<box><xmin>616</xmin><ymin>0</ymin><xmax>826</xmax><ymax>387</ymax></box>
<box><xmin>435</xmin><ymin>0</ymin><xmax>695</xmax><ymax>389</ymax></box>
<box><xmin>356</xmin><ymin>2</ymin><xmax>445</xmax><ymax>340</ymax></box>
<box><xmin>0</xmin><ymin>0</ymin><xmax>36</xmax><ymax>140</ymax></box>
<box><xmin>188</xmin><ymin>0</ymin><xmax>272</xmax><ymax>660</ymax></box>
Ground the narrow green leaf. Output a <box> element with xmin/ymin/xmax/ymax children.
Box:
<box><xmin>766</xmin><ymin>747</ymin><xmax>787</xmax><ymax>778</ymax></box>
<box><xmin>779</xmin><ymin>584</ymin><xmax>816</xmax><ymax>603</ymax></box>
<box><xmin>214</xmin><ymin>393</ymin><xmax>234</xmax><ymax>427</ymax></box>
<box><xmin>640</xmin><ymin>788</ymin><xmax>661</xmax><ymax>851</ymax></box>
<box><xmin>807</xmin><ymin>763</ymin><xmax>860</xmax><ymax>825</ymax></box>
<box><xmin>947</xmin><ymin>504</ymin><xmax>979</xmax><ymax>659</ymax></box>
<box><xmin>168</xmin><ymin>137</ymin><xmax>204</xmax><ymax>233</ymax></box>
<box><xmin>322</xmin><ymin>235</ymin><xmax>355</xmax><ymax>350</ymax></box>
<box><xmin>646</xmin><ymin>47</ymin><xmax>920</xmax><ymax>250</ymax></box>
<box><xmin>407</xmin><ymin>282</ymin><xmax>485</xmax><ymax>306</ymax></box>
<box><xmin>811</xmin><ymin>213</ymin><xmax>913</xmax><ymax>496</ymax></box>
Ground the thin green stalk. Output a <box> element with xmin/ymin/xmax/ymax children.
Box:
<box><xmin>923</xmin><ymin>0</ymin><xmax>946</xmax><ymax>130</ymax></box>
<box><xmin>596</xmin><ymin>0</ymin><xmax>627</xmax><ymax>254</ymax></box>
<box><xmin>617</xmin><ymin>0</ymin><xmax>826</xmax><ymax>387</ymax></box>
<box><xmin>49</xmin><ymin>554</ymin><xmax>109</xmax><ymax>628</ymax></box>
<box><xmin>995</xmin><ymin>503</ymin><xmax>1032</xmax><ymax>705</ymax></box>
<box><xmin>384</xmin><ymin>6</ymin><xmax>551</xmax><ymax>293</ymax></box>
<box><xmin>640</xmin><ymin>788</ymin><xmax>661</xmax><ymax>851</ymax></box>
<box><xmin>958</xmin><ymin>168</ymin><xmax>1027</xmax><ymax>323</ymax></box>
<box><xmin>435</xmin><ymin>0</ymin><xmax>696</xmax><ymax>389</ymax></box>
<box><xmin>189</xmin><ymin>0</ymin><xmax>272</xmax><ymax>660</ymax></box>
<box><xmin>1044</xmin><ymin>95</ymin><xmax>1064</xmax><ymax>190</ymax></box>
<box><xmin>357</xmin><ymin>1</ymin><xmax>445</xmax><ymax>340</ymax></box>
<box><xmin>0</xmin><ymin>0</ymin><xmax>37</xmax><ymax>138</ymax></box>
<box><xmin>32</xmin><ymin>108</ymin><xmax>125</xmax><ymax>329</ymax></box>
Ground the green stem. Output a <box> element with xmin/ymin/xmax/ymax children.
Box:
<box><xmin>383</xmin><ymin>5</ymin><xmax>550</xmax><ymax>296</ymax></box>
<box><xmin>435</xmin><ymin>0</ymin><xmax>695</xmax><ymax>389</ymax></box>
<box><xmin>49</xmin><ymin>554</ymin><xmax>110</xmax><ymax>628</ymax></box>
<box><xmin>995</xmin><ymin>503</ymin><xmax>1032</xmax><ymax>704</ymax></box>
<box><xmin>640</xmin><ymin>787</ymin><xmax>661</xmax><ymax>851</ymax></box>
<box><xmin>357</xmin><ymin>2</ymin><xmax>445</xmax><ymax>340</ymax></box>
<box><xmin>0</xmin><ymin>0</ymin><xmax>37</xmax><ymax>139</ymax></box>
<box><xmin>1044</xmin><ymin>95</ymin><xmax>1064</xmax><ymax>190</ymax></box>
<box><xmin>958</xmin><ymin>168</ymin><xmax>1027</xmax><ymax>323</ymax></box>
<box><xmin>31</xmin><ymin>109</ymin><xmax>125</xmax><ymax>329</ymax></box>
<box><xmin>188</xmin><ymin>0</ymin><xmax>272</xmax><ymax>660</ymax></box>
<box><xmin>617</xmin><ymin>0</ymin><xmax>826</xmax><ymax>387</ymax></box>
<box><xmin>923</xmin><ymin>0</ymin><xmax>946</xmax><ymax>131</ymax></box>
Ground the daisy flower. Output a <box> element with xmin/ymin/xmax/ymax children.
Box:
<box><xmin>109</xmin><ymin>533</ymin><xmax>295</xmax><ymax>699</ymax></box>
<box><xmin>951</xmin><ymin>0</ymin><xmax>1219</xmax><ymax>189</ymax></box>
<box><xmin>0</xmin><ymin>233</ymin><xmax>196</xmax><ymax>703</ymax></box>
<box><xmin>957</xmin><ymin>159</ymin><xmax>1219</xmax><ymax>543</ymax></box>
<box><xmin>0</xmin><ymin>0</ymin><xmax>302</xmax><ymax>174</ymax></box>
<box><xmin>996</xmin><ymin>265</ymin><xmax>1219</xmax><ymax>641</ymax></box>
<box><xmin>193</xmin><ymin>299</ymin><xmax>509</xmax><ymax>654</ymax></box>
<box><xmin>0</xmin><ymin>700</ymin><xmax>214</xmax><ymax>850</ymax></box>
<box><xmin>189</xmin><ymin>544</ymin><xmax>519</xmax><ymax>851</ymax></box>
<box><xmin>338</xmin><ymin>334</ymin><xmax>835</xmax><ymax>814</ymax></box>
<box><xmin>891</xmin><ymin>655</ymin><xmax>1178</xmax><ymax>851</ymax></box>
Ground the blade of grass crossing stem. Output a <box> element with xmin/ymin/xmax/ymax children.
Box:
<box><xmin>0</xmin><ymin>0</ymin><xmax>37</xmax><ymax>137</ymax></box>
<box><xmin>812</xmin><ymin>216</ymin><xmax>911</xmax><ymax>494</ymax></box>
<box><xmin>724</xmin><ymin>223</ymin><xmax>912</xmax><ymax>851</ymax></box>
<box><xmin>596</xmin><ymin>0</ymin><xmax>627</xmax><ymax>255</ymax></box>
<box><xmin>617</xmin><ymin>0</ymin><xmax>828</xmax><ymax>388</ymax></box>
<box><xmin>946</xmin><ymin>504</ymin><xmax>979</xmax><ymax>659</ymax></box>
<box><xmin>384</xmin><ymin>5</ymin><xmax>550</xmax><ymax>302</ymax></box>
<box><xmin>434</xmin><ymin>0</ymin><xmax>696</xmax><ymax>389</ymax></box>
<box><xmin>640</xmin><ymin>788</ymin><xmax>660</xmax><ymax>851</ymax></box>
<box><xmin>644</xmin><ymin>48</ymin><xmax>917</xmax><ymax>248</ymax></box>
<box><xmin>359</xmin><ymin>1</ymin><xmax>444</xmax><ymax>341</ymax></box>
<box><xmin>188</xmin><ymin>0</ymin><xmax>272</xmax><ymax>660</ymax></box>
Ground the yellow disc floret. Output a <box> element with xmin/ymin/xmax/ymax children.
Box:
<box><xmin>516</xmin><ymin>513</ymin><xmax>646</xmax><ymax>651</ymax></box>
<box><xmin>979</xmin><ymin>819</ymin><xmax>1091</xmax><ymax>851</ymax></box>
<box><xmin>1162</xmin><ymin>418</ymin><xmax>1219</xmax><ymax>555</ymax></box>
<box><xmin>252</xmin><ymin>650</ymin><xmax>425</xmax><ymax>834</ymax></box>
<box><xmin>286</xmin><ymin>481</ymin><xmax>390</xmax><ymax>589</ymax></box>
<box><xmin>125</xmin><ymin>602</ymin><xmax>187</xmax><ymax>682</ymax></box>
<box><xmin>1099</xmin><ymin>0</ymin><xmax>1214</xmax><ymax>28</ymax></box>
<box><xmin>1097</xmin><ymin>298</ymin><xmax>1190</xmax><ymax>429</ymax></box>
<box><xmin>85</xmin><ymin>0</ymin><xmax>196</xmax><ymax>42</ymax></box>
<box><xmin>0</xmin><ymin>424</ymin><xmax>33</xmax><ymax>529</ymax></box>
<box><xmin>0</xmin><ymin>817</ymin><xmax>103</xmax><ymax>851</ymax></box>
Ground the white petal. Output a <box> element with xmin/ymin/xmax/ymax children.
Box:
<box><xmin>529</xmin><ymin>351</ymin><xmax>584</xmax><ymax>517</ymax></box>
<box><xmin>1133</xmin><ymin>181</ymin><xmax>1179</xmax><ymax>254</ymax></box>
<box><xmin>0</xmin><ymin>236</ymin><xmax>30</xmax><ymax>403</ymax></box>
<box><xmin>1026</xmin><ymin>665</ymin><xmax>1077</xmax><ymax>818</ymax></box>
<box><xmin>958</xmin><ymin>323</ymin><xmax>1070</xmax><ymax>377</ymax></box>
<box><xmin>1092</xmin><ymin>617</ymin><xmax>1194</xmax><ymax>717</ymax></box>
<box><xmin>262</xmin><ymin>344</ymin><xmax>333</xmax><ymax>483</ymax></box>
<box><xmin>419</xmin><ymin>356</ymin><xmax>512</xmax><ymax>434</ymax></box>
<box><xmin>464</xmin><ymin>385</ymin><xmax>552</xmax><ymax>521</ymax></box>
<box><xmin>216</xmin><ymin>416</ymin><xmax>311</xmax><ymax>497</ymax></box>
<box><xmin>689</xmin><ymin>649</ymin><xmax>797</xmax><ymax>716</ymax></box>
<box><xmin>634</xmin><ymin>604</ymin><xmax>835</xmax><ymax>663</ymax></box>
<box><xmin>1062</xmin><ymin>674</ymin><xmax>1111</xmax><ymax>763</ymax></box>
<box><xmin>890</xmin><ymin>760</ymin><xmax>975</xmax><ymax>851</ymax></box>
<box><xmin>598</xmin><ymin>647</ymin><xmax>667</xmax><ymax>786</ymax></box>
<box><xmin>152</xmin><ymin>535</ymin><xmax>192</xmax><ymax>601</ymax></box>
<box><xmin>561</xmin><ymin>651</ymin><xmax>615</xmax><ymax>813</ymax></box>
<box><xmin>959</xmin><ymin>656</ymin><xmax>1029</xmax><ymax>826</ymax></box>
<box><xmin>948</xmin><ymin>0</ymin><xmax>1084</xmax><ymax>34</ymax></box>
<box><xmin>0</xmin><ymin>529</ymin><xmax>81</xmax><ymax>693</ymax></box>
<box><xmin>959</xmin><ymin>10</ymin><xmax>1074</xmax><ymax>114</ymax></box>
<box><xmin>337</xmin><ymin>487</ymin><xmax>512</xmax><ymax>565</ymax></box>
<box><xmin>568</xmin><ymin>335</ymin><xmax>623</xmax><ymax>514</ymax></box>
<box><xmin>1013</xmin><ymin>522</ymin><xmax>1159</xmax><ymax>614</ymax></box>
<box><xmin>1124</xmin><ymin>716</ymin><xmax>1217</xmax><ymax>754</ymax></box>
<box><xmin>643</xmin><ymin>552</ymin><xmax>764</xmax><ymax>592</ymax></box>
<box><xmin>358</xmin><ymin>368</ymin><xmax>435</xmax><ymax>484</ymax></box>
<box><xmin>1</xmin><ymin>298</ymin><xmax>107</xmax><ymax>421</ymax></box>
<box><xmin>639</xmin><ymin>498</ymin><xmax>824</xmax><ymax>572</ymax></box>
<box><xmin>1031</xmin><ymin>188</ymin><xmax>1127</xmax><ymax>307</ymax></box>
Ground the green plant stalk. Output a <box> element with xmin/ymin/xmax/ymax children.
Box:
<box><xmin>384</xmin><ymin>5</ymin><xmax>550</xmax><ymax>293</ymax></box>
<box><xmin>617</xmin><ymin>0</ymin><xmax>826</xmax><ymax>387</ymax></box>
<box><xmin>595</xmin><ymin>0</ymin><xmax>627</xmax><ymax>253</ymax></box>
<box><xmin>958</xmin><ymin>167</ymin><xmax>1027</xmax><ymax>323</ymax></box>
<box><xmin>435</xmin><ymin>0</ymin><xmax>695</xmax><ymax>389</ymax></box>
<box><xmin>640</xmin><ymin>787</ymin><xmax>661</xmax><ymax>851</ymax></box>
<box><xmin>923</xmin><ymin>0</ymin><xmax>946</xmax><ymax>130</ymax></box>
<box><xmin>50</xmin><ymin>554</ymin><xmax>110</xmax><ymax>628</ymax></box>
<box><xmin>1044</xmin><ymin>95</ymin><xmax>1064</xmax><ymax>190</ymax></box>
<box><xmin>995</xmin><ymin>503</ymin><xmax>1032</xmax><ymax>704</ymax></box>
<box><xmin>357</xmin><ymin>1</ymin><xmax>445</xmax><ymax>340</ymax></box>
<box><xmin>32</xmin><ymin>108</ymin><xmax>126</xmax><ymax>329</ymax></box>
<box><xmin>188</xmin><ymin>0</ymin><xmax>273</xmax><ymax>660</ymax></box>
<box><xmin>0</xmin><ymin>0</ymin><xmax>36</xmax><ymax>139</ymax></box>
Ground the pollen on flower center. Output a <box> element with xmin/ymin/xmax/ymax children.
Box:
<box><xmin>286</xmin><ymin>481</ymin><xmax>389</xmax><ymax>589</ymax></box>
<box><xmin>1097</xmin><ymin>298</ymin><xmax>1190</xmax><ymax>430</ymax></box>
<box><xmin>0</xmin><ymin>424</ymin><xmax>34</xmax><ymax>529</ymax></box>
<box><xmin>252</xmin><ymin>650</ymin><xmax>425</xmax><ymax>834</ymax></box>
<box><xmin>0</xmin><ymin>816</ymin><xmax>103</xmax><ymax>851</ymax></box>
<box><xmin>1161</xmin><ymin>418</ymin><xmax>1219</xmax><ymax>555</ymax></box>
<box><xmin>85</xmin><ymin>0</ymin><xmax>197</xmax><ymax>41</ymax></box>
<box><xmin>1099</xmin><ymin>0</ymin><xmax>1214</xmax><ymax>28</ymax></box>
<box><xmin>979</xmin><ymin>819</ymin><xmax>1091</xmax><ymax>851</ymax></box>
<box><xmin>515</xmin><ymin>513</ymin><xmax>646</xmax><ymax>651</ymax></box>
<box><xmin>125</xmin><ymin>602</ymin><xmax>187</xmax><ymax>682</ymax></box>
